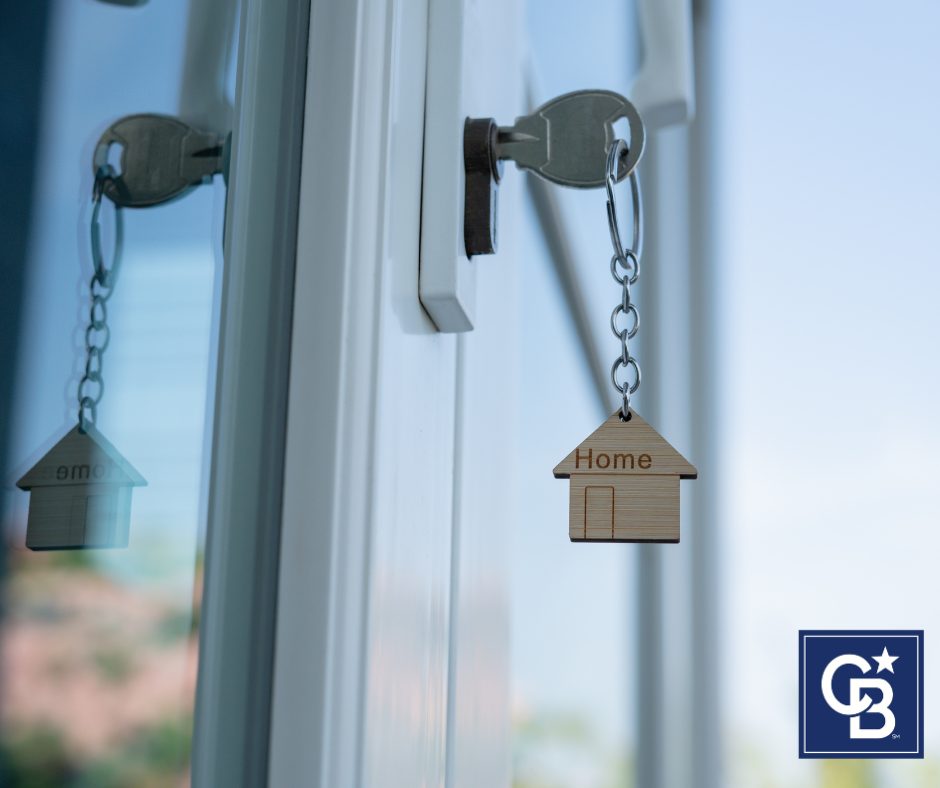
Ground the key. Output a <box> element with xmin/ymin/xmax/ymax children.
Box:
<box><xmin>495</xmin><ymin>89</ymin><xmax>645</xmax><ymax>188</ymax></box>
<box><xmin>93</xmin><ymin>114</ymin><xmax>227</xmax><ymax>207</ymax></box>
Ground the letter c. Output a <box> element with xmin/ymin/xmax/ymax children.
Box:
<box><xmin>821</xmin><ymin>654</ymin><xmax>873</xmax><ymax>716</ymax></box>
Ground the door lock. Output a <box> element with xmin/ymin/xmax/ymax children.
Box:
<box><xmin>463</xmin><ymin>89</ymin><xmax>645</xmax><ymax>256</ymax></box>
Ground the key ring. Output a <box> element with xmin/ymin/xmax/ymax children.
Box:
<box><xmin>79</xmin><ymin>166</ymin><xmax>122</xmax><ymax>433</ymax></box>
<box><xmin>90</xmin><ymin>164</ymin><xmax>123</xmax><ymax>292</ymax></box>
<box><xmin>605</xmin><ymin>140</ymin><xmax>642</xmax><ymax>262</ymax></box>
<box><xmin>605</xmin><ymin>138</ymin><xmax>643</xmax><ymax>419</ymax></box>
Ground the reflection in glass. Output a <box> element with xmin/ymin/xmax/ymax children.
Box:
<box><xmin>1</xmin><ymin>1</ymin><xmax>230</xmax><ymax>784</ymax></box>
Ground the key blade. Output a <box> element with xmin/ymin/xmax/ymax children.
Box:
<box><xmin>179</xmin><ymin>136</ymin><xmax>225</xmax><ymax>185</ymax></box>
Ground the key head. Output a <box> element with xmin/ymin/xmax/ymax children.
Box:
<box><xmin>93</xmin><ymin>114</ymin><xmax>223</xmax><ymax>208</ymax></box>
<box><xmin>497</xmin><ymin>90</ymin><xmax>645</xmax><ymax>188</ymax></box>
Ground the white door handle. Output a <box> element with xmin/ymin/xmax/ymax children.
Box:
<box><xmin>630</xmin><ymin>0</ymin><xmax>695</xmax><ymax>129</ymax></box>
<box><xmin>178</xmin><ymin>0</ymin><xmax>237</xmax><ymax>133</ymax></box>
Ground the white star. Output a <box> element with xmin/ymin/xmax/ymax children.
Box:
<box><xmin>872</xmin><ymin>647</ymin><xmax>899</xmax><ymax>674</ymax></box>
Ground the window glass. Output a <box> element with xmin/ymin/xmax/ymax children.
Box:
<box><xmin>720</xmin><ymin>2</ymin><xmax>940</xmax><ymax>785</ymax></box>
<box><xmin>514</xmin><ymin>195</ymin><xmax>636</xmax><ymax>787</ymax></box>
<box><xmin>1</xmin><ymin>2</ymin><xmax>232</xmax><ymax>784</ymax></box>
<box><xmin>514</xmin><ymin>2</ymin><xmax>640</xmax><ymax>784</ymax></box>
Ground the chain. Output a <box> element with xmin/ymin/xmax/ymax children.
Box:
<box><xmin>78</xmin><ymin>166</ymin><xmax>123</xmax><ymax>432</ymax></box>
<box><xmin>605</xmin><ymin>140</ymin><xmax>643</xmax><ymax>420</ymax></box>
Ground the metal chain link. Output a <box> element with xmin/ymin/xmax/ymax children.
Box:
<box><xmin>78</xmin><ymin>165</ymin><xmax>122</xmax><ymax>432</ymax></box>
<box><xmin>605</xmin><ymin>140</ymin><xmax>643</xmax><ymax>420</ymax></box>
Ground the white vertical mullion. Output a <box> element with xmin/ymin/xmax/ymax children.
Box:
<box><xmin>689</xmin><ymin>3</ymin><xmax>724</xmax><ymax>783</ymax></box>
<box><xmin>639</xmin><ymin>124</ymin><xmax>697</xmax><ymax>788</ymax></box>
<box><xmin>633</xmin><ymin>133</ymin><xmax>675</xmax><ymax>788</ymax></box>
<box><xmin>636</xmin><ymin>4</ymin><xmax>725</xmax><ymax>786</ymax></box>
<box><xmin>268</xmin><ymin>0</ymin><xmax>397</xmax><ymax>783</ymax></box>
<box><xmin>192</xmin><ymin>0</ymin><xmax>310</xmax><ymax>783</ymax></box>
<box><xmin>269</xmin><ymin>0</ymin><xmax>460</xmax><ymax>784</ymax></box>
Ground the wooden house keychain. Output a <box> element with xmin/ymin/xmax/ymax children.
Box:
<box><xmin>554</xmin><ymin>135</ymin><xmax>696</xmax><ymax>543</ymax></box>
<box><xmin>17</xmin><ymin>163</ymin><xmax>146</xmax><ymax>550</ymax></box>
<box><xmin>461</xmin><ymin>90</ymin><xmax>696</xmax><ymax>541</ymax></box>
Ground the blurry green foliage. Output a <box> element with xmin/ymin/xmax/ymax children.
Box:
<box><xmin>0</xmin><ymin>724</ymin><xmax>75</xmax><ymax>788</ymax></box>
<box><xmin>151</xmin><ymin>608</ymin><xmax>197</xmax><ymax>647</ymax></box>
<box><xmin>0</xmin><ymin>716</ymin><xmax>192</xmax><ymax>788</ymax></box>
<box><xmin>818</xmin><ymin>760</ymin><xmax>877</xmax><ymax>788</ymax></box>
<box><xmin>91</xmin><ymin>644</ymin><xmax>135</xmax><ymax>684</ymax></box>
<box><xmin>46</xmin><ymin>551</ymin><xmax>96</xmax><ymax>572</ymax></box>
<box><xmin>513</xmin><ymin>709</ymin><xmax>631</xmax><ymax>788</ymax></box>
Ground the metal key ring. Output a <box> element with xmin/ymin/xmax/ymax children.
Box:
<box><xmin>605</xmin><ymin>140</ymin><xmax>642</xmax><ymax>261</ymax></box>
<box><xmin>91</xmin><ymin>165</ymin><xmax>123</xmax><ymax>290</ymax></box>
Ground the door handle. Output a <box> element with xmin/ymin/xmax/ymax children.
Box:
<box><xmin>630</xmin><ymin>0</ymin><xmax>696</xmax><ymax>129</ymax></box>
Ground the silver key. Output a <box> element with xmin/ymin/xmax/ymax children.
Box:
<box><xmin>496</xmin><ymin>89</ymin><xmax>645</xmax><ymax>188</ymax></box>
<box><xmin>93</xmin><ymin>114</ymin><xmax>226</xmax><ymax>208</ymax></box>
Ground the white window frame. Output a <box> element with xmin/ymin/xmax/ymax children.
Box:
<box><xmin>191</xmin><ymin>0</ymin><xmax>311</xmax><ymax>784</ymax></box>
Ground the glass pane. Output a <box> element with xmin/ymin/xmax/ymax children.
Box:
<box><xmin>514</xmin><ymin>2</ymin><xmax>640</xmax><ymax>785</ymax></box>
<box><xmin>514</xmin><ymin>196</ymin><xmax>636</xmax><ymax>788</ymax></box>
<box><xmin>1</xmin><ymin>2</ymin><xmax>235</xmax><ymax>784</ymax></box>
<box><xmin>718</xmin><ymin>1</ymin><xmax>940</xmax><ymax>786</ymax></box>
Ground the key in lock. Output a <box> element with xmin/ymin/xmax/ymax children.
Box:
<box><xmin>464</xmin><ymin>89</ymin><xmax>646</xmax><ymax>255</ymax></box>
<box><xmin>498</xmin><ymin>89</ymin><xmax>645</xmax><ymax>188</ymax></box>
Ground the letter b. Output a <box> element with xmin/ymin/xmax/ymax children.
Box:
<box><xmin>849</xmin><ymin>679</ymin><xmax>895</xmax><ymax>739</ymax></box>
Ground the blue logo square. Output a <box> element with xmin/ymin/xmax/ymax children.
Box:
<box><xmin>799</xmin><ymin>630</ymin><xmax>924</xmax><ymax>758</ymax></box>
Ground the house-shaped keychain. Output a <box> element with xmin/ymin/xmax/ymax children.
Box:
<box><xmin>16</xmin><ymin>425</ymin><xmax>146</xmax><ymax>550</ymax></box>
<box><xmin>554</xmin><ymin>410</ymin><xmax>696</xmax><ymax>542</ymax></box>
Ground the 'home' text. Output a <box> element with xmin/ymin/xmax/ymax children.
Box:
<box><xmin>574</xmin><ymin>448</ymin><xmax>652</xmax><ymax>470</ymax></box>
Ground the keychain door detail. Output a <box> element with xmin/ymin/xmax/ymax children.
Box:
<box><xmin>545</xmin><ymin>107</ymin><xmax>697</xmax><ymax>542</ymax></box>
<box><xmin>454</xmin><ymin>90</ymin><xmax>697</xmax><ymax>540</ymax></box>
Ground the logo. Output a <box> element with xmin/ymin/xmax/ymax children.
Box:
<box><xmin>799</xmin><ymin>630</ymin><xmax>923</xmax><ymax>758</ymax></box>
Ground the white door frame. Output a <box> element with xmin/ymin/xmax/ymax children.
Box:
<box><xmin>191</xmin><ymin>0</ymin><xmax>310</xmax><ymax>784</ymax></box>
<box><xmin>266</xmin><ymin>0</ymin><xmax>521</xmax><ymax>785</ymax></box>
<box><xmin>268</xmin><ymin>0</ymin><xmax>446</xmax><ymax>781</ymax></box>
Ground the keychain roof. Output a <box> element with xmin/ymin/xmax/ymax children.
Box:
<box><xmin>17</xmin><ymin>425</ymin><xmax>146</xmax><ymax>490</ymax></box>
<box><xmin>553</xmin><ymin>410</ymin><xmax>696</xmax><ymax>480</ymax></box>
